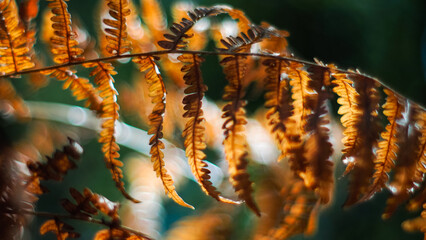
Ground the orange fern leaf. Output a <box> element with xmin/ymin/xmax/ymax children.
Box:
<box><xmin>0</xmin><ymin>0</ymin><xmax>35</xmax><ymax>74</ymax></box>
<box><xmin>40</xmin><ymin>219</ymin><xmax>80</xmax><ymax>240</ymax></box>
<box><xmin>301</xmin><ymin>65</ymin><xmax>334</xmax><ymax>204</ymax></box>
<box><xmin>133</xmin><ymin>56</ymin><xmax>193</xmax><ymax>209</ymax></box>
<box><xmin>363</xmin><ymin>89</ymin><xmax>405</xmax><ymax>200</ymax></box>
<box><xmin>262</xmin><ymin>59</ymin><xmax>293</xmax><ymax>160</ymax></box>
<box><xmin>179</xmin><ymin>53</ymin><xmax>239</xmax><ymax>204</ymax></box>
<box><xmin>285</xmin><ymin>61</ymin><xmax>312</xmax><ymax>134</ymax></box>
<box><xmin>46</xmin><ymin>0</ymin><xmax>84</xmax><ymax>64</ymax></box>
<box><xmin>221</xmin><ymin>54</ymin><xmax>259</xmax><ymax>215</ymax></box>
<box><xmin>383</xmin><ymin>105</ymin><xmax>426</xmax><ymax>218</ymax></box>
<box><xmin>344</xmin><ymin>74</ymin><xmax>381</xmax><ymax>206</ymax></box>
<box><xmin>83</xmin><ymin>61</ymin><xmax>138</xmax><ymax>202</ymax></box>
<box><xmin>103</xmin><ymin>0</ymin><xmax>132</xmax><ymax>56</ymax></box>
<box><xmin>331</xmin><ymin>72</ymin><xmax>360</xmax><ymax>173</ymax></box>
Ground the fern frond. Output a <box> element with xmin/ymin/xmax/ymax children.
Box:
<box><xmin>331</xmin><ymin>72</ymin><xmax>359</xmax><ymax>173</ymax></box>
<box><xmin>104</xmin><ymin>0</ymin><xmax>132</xmax><ymax>56</ymax></box>
<box><xmin>179</xmin><ymin>53</ymin><xmax>239</xmax><ymax>204</ymax></box>
<box><xmin>344</xmin><ymin>75</ymin><xmax>381</xmax><ymax>206</ymax></box>
<box><xmin>221</xmin><ymin>52</ymin><xmax>260</xmax><ymax>215</ymax></box>
<box><xmin>47</xmin><ymin>0</ymin><xmax>84</xmax><ymax>64</ymax></box>
<box><xmin>363</xmin><ymin>89</ymin><xmax>405</xmax><ymax>200</ymax></box>
<box><xmin>82</xmin><ymin>61</ymin><xmax>138</xmax><ymax>202</ymax></box>
<box><xmin>158</xmin><ymin>7</ymin><xmax>223</xmax><ymax>50</ymax></box>
<box><xmin>41</xmin><ymin>68</ymin><xmax>102</xmax><ymax>113</ymax></box>
<box><xmin>301</xmin><ymin>65</ymin><xmax>334</xmax><ymax>204</ymax></box>
<box><xmin>382</xmin><ymin>104</ymin><xmax>424</xmax><ymax>218</ymax></box>
<box><xmin>133</xmin><ymin>56</ymin><xmax>193</xmax><ymax>209</ymax></box>
<box><xmin>0</xmin><ymin>0</ymin><xmax>35</xmax><ymax>74</ymax></box>
<box><xmin>262</xmin><ymin>59</ymin><xmax>293</xmax><ymax>160</ymax></box>
<box><xmin>285</xmin><ymin>61</ymin><xmax>313</xmax><ymax>135</ymax></box>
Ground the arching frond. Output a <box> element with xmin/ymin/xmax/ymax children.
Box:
<box><xmin>179</xmin><ymin>53</ymin><xmax>239</xmax><ymax>204</ymax></box>
<box><xmin>103</xmin><ymin>0</ymin><xmax>132</xmax><ymax>56</ymax></box>
<box><xmin>83</xmin><ymin>61</ymin><xmax>138</xmax><ymax>202</ymax></box>
<box><xmin>262</xmin><ymin>59</ymin><xmax>293</xmax><ymax>160</ymax></box>
<box><xmin>221</xmin><ymin>52</ymin><xmax>260</xmax><ymax>215</ymax></box>
<box><xmin>383</xmin><ymin>105</ymin><xmax>426</xmax><ymax>218</ymax></box>
<box><xmin>344</xmin><ymin>75</ymin><xmax>381</xmax><ymax>206</ymax></box>
<box><xmin>301</xmin><ymin>65</ymin><xmax>334</xmax><ymax>204</ymax></box>
<box><xmin>363</xmin><ymin>89</ymin><xmax>405</xmax><ymax>200</ymax></box>
<box><xmin>0</xmin><ymin>0</ymin><xmax>35</xmax><ymax>74</ymax></box>
<box><xmin>331</xmin><ymin>72</ymin><xmax>359</xmax><ymax>172</ymax></box>
<box><xmin>133</xmin><ymin>56</ymin><xmax>193</xmax><ymax>209</ymax></box>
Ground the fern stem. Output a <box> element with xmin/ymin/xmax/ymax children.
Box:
<box><xmin>19</xmin><ymin>209</ymin><xmax>153</xmax><ymax>240</ymax></box>
<box><xmin>1</xmin><ymin>50</ymin><xmax>424</xmax><ymax>109</ymax></box>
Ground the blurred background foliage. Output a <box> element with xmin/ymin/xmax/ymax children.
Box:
<box><xmin>4</xmin><ymin>0</ymin><xmax>425</xmax><ymax>239</ymax></box>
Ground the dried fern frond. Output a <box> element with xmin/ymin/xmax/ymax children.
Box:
<box><xmin>158</xmin><ymin>7</ymin><xmax>223</xmax><ymax>50</ymax></box>
<box><xmin>0</xmin><ymin>0</ymin><xmax>35</xmax><ymax>74</ymax></box>
<box><xmin>285</xmin><ymin>61</ymin><xmax>313</xmax><ymax>135</ymax></box>
<box><xmin>383</xmin><ymin>105</ymin><xmax>426</xmax><ymax>218</ymax></box>
<box><xmin>46</xmin><ymin>0</ymin><xmax>84</xmax><ymax>64</ymax></box>
<box><xmin>344</xmin><ymin>75</ymin><xmax>381</xmax><ymax>206</ymax></box>
<box><xmin>363</xmin><ymin>89</ymin><xmax>405</xmax><ymax>200</ymax></box>
<box><xmin>179</xmin><ymin>53</ymin><xmax>239</xmax><ymax>204</ymax></box>
<box><xmin>83</xmin><ymin>61</ymin><xmax>138</xmax><ymax>202</ymax></box>
<box><xmin>301</xmin><ymin>65</ymin><xmax>334</xmax><ymax>204</ymax></box>
<box><xmin>331</xmin><ymin>72</ymin><xmax>360</xmax><ymax>172</ymax></box>
<box><xmin>133</xmin><ymin>56</ymin><xmax>193</xmax><ymax>209</ymax></box>
<box><xmin>220</xmin><ymin>49</ymin><xmax>260</xmax><ymax>215</ymax></box>
<box><xmin>262</xmin><ymin>59</ymin><xmax>293</xmax><ymax>160</ymax></box>
<box><xmin>103</xmin><ymin>0</ymin><xmax>132</xmax><ymax>56</ymax></box>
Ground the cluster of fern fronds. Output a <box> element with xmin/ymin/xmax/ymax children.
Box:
<box><xmin>0</xmin><ymin>0</ymin><xmax>425</xmax><ymax>239</ymax></box>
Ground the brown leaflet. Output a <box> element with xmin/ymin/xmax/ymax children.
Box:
<box><xmin>83</xmin><ymin>61</ymin><xmax>138</xmax><ymax>202</ymax></box>
<box><xmin>362</xmin><ymin>89</ymin><xmax>405</xmax><ymax>200</ymax></box>
<box><xmin>262</xmin><ymin>59</ymin><xmax>293</xmax><ymax>160</ymax></box>
<box><xmin>133</xmin><ymin>56</ymin><xmax>193</xmax><ymax>209</ymax></box>
<box><xmin>180</xmin><ymin>53</ymin><xmax>239</xmax><ymax>204</ymax></box>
